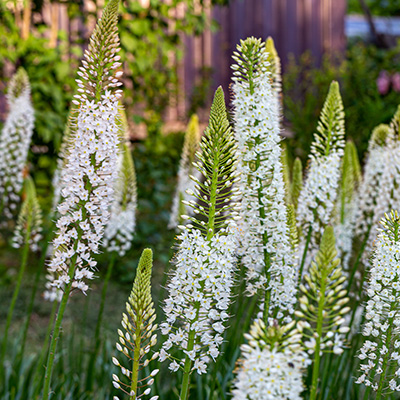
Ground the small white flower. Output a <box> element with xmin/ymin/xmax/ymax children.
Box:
<box><xmin>0</xmin><ymin>68</ymin><xmax>34</xmax><ymax>222</ymax></box>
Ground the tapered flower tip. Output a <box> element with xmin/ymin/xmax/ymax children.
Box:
<box><xmin>265</xmin><ymin>36</ymin><xmax>277</xmax><ymax>56</ymax></box>
<box><xmin>138</xmin><ymin>248</ymin><xmax>153</xmax><ymax>273</ymax></box>
<box><xmin>209</xmin><ymin>87</ymin><xmax>228</xmax><ymax>123</ymax></box>
<box><xmin>319</xmin><ymin>225</ymin><xmax>336</xmax><ymax>258</ymax></box>
<box><xmin>212</xmin><ymin>86</ymin><xmax>225</xmax><ymax>108</ymax></box>
<box><xmin>103</xmin><ymin>0</ymin><xmax>120</xmax><ymax>16</ymax></box>
<box><xmin>381</xmin><ymin>210</ymin><xmax>400</xmax><ymax>238</ymax></box>
<box><xmin>238</xmin><ymin>36</ymin><xmax>263</xmax><ymax>52</ymax></box>
<box><xmin>189</xmin><ymin>113</ymin><xmax>199</xmax><ymax>127</ymax></box>
<box><xmin>186</xmin><ymin>114</ymin><xmax>201</xmax><ymax>153</ymax></box>
<box><xmin>329</xmin><ymin>80</ymin><xmax>340</xmax><ymax>93</ymax></box>
<box><xmin>371</xmin><ymin>124</ymin><xmax>390</xmax><ymax>148</ymax></box>
<box><xmin>23</xmin><ymin>176</ymin><xmax>37</xmax><ymax>198</ymax></box>
<box><xmin>8</xmin><ymin>67</ymin><xmax>30</xmax><ymax>100</ymax></box>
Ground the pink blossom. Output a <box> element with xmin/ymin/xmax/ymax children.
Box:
<box><xmin>377</xmin><ymin>70</ymin><xmax>390</xmax><ymax>95</ymax></box>
<box><xmin>392</xmin><ymin>72</ymin><xmax>400</xmax><ymax>93</ymax></box>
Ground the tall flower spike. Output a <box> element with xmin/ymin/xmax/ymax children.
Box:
<box><xmin>291</xmin><ymin>157</ymin><xmax>303</xmax><ymax>212</ymax></box>
<box><xmin>296</xmin><ymin>81</ymin><xmax>345</xmax><ymax>276</ymax></box>
<box><xmin>46</xmin><ymin>0</ymin><xmax>122</xmax><ymax>295</ymax></box>
<box><xmin>265</xmin><ymin>36</ymin><xmax>282</xmax><ymax>96</ymax></box>
<box><xmin>0</xmin><ymin>67</ymin><xmax>34</xmax><ymax>222</ymax></box>
<box><xmin>103</xmin><ymin>138</ymin><xmax>137</xmax><ymax>256</ymax></box>
<box><xmin>168</xmin><ymin>114</ymin><xmax>201</xmax><ymax>230</ymax></box>
<box><xmin>52</xmin><ymin>116</ymin><xmax>74</xmax><ymax>213</ymax></box>
<box><xmin>281</xmin><ymin>145</ymin><xmax>293</xmax><ymax>207</ymax></box>
<box><xmin>160</xmin><ymin>87</ymin><xmax>239</xmax><ymax>399</ymax></box>
<box><xmin>12</xmin><ymin>176</ymin><xmax>43</xmax><ymax>252</ymax></box>
<box><xmin>42</xmin><ymin>2</ymin><xmax>123</xmax><ymax>398</ymax></box>
<box><xmin>232</xmin><ymin>37</ymin><xmax>297</xmax><ymax>320</ymax></box>
<box><xmin>1</xmin><ymin>176</ymin><xmax>43</xmax><ymax>364</ymax></box>
<box><xmin>354</xmin><ymin>124</ymin><xmax>390</xmax><ymax>260</ymax></box>
<box><xmin>112</xmin><ymin>249</ymin><xmax>158</xmax><ymax>400</ymax></box>
<box><xmin>356</xmin><ymin>211</ymin><xmax>400</xmax><ymax>396</ymax></box>
<box><xmin>334</xmin><ymin>141</ymin><xmax>361</xmax><ymax>271</ymax></box>
<box><xmin>295</xmin><ymin>226</ymin><xmax>350</xmax><ymax>400</ymax></box>
<box><xmin>231</xmin><ymin>319</ymin><xmax>309</xmax><ymax>400</ymax></box>
<box><xmin>362</xmin><ymin>108</ymin><xmax>400</xmax><ymax>266</ymax></box>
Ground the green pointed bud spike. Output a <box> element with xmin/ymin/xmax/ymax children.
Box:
<box><xmin>119</xmin><ymin>143</ymin><xmax>137</xmax><ymax>210</ymax></box>
<box><xmin>13</xmin><ymin>176</ymin><xmax>43</xmax><ymax>251</ymax></box>
<box><xmin>281</xmin><ymin>145</ymin><xmax>292</xmax><ymax>206</ymax></box>
<box><xmin>80</xmin><ymin>0</ymin><xmax>121</xmax><ymax>102</ymax></box>
<box><xmin>291</xmin><ymin>157</ymin><xmax>303</xmax><ymax>211</ymax></box>
<box><xmin>286</xmin><ymin>204</ymin><xmax>298</xmax><ymax>251</ymax></box>
<box><xmin>391</xmin><ymin>104</ymin><xmax>400</xmax><ymax>134</ymax></box>
<box><xmin>302</xmin><ymin>224</ymin><xmax>349</xmax><ymax>400</ymax></box>
<box><xmin>315</xmin><ymin>226</ymin><xmax>337</xmax><ymax>270</ymax></box>
<box><xmin>339</xmin><ymin>141</ymin><xmax>360</xmax><ymax>223</ymax></box>
<box><xmin>265</xmin><ymin>36</ymin><xmax>281</xmax><ymax>94</ymax></box>
<box><xmin>370</xmin><ymin>124</ymin><xmax>390</xmax><ymax>148</ymax></box>
<box><xmin>118</xmin><ymin>107</ymin><xmax>129</xmax><ymax>143</ymax></box>
<box><xmin>177</xmin><ymin>192</ymin><xmax>186</xmax><ymax>226</ymax></box>
<box><xmin>208</xmin><ymin>87</ymin><xmax>229</xmax><ymax>132</ymax></box>
<box><xmin>136</xmin><ymin>248</ymin><xmax>152</xmax><ymax>279</ymax></box>
<box><xmin>24</xmin><ymin>175</ymin><xmax>37</xmax><ymax>199</ymax></box>
<box><xmin>8</xmin><ymin>67</ymin><xmax>30</xmax><ymax>100</ymax></box>
<box><xmin>193</xmin><ymin>86</ymin><xmax>238</xmax><ymax>238</ymax></box>
<box><xmin>114</xmin><ymin>248</ymin><xmax>157</xmax><ymax>398</ymax></box>
<box><xmin>348</xmin><ymin>140</ymin><xmax>361</xmax><ymax>185</ymax></box>
<box><xmin>311</xmin><ymin>81</ymin><xmax>345</xmax><ymax>158</ymax></box>
<box><xmin>185</xmin><ymin>114</ymin><xmax>201</xmax><ymax>166</ymax></box>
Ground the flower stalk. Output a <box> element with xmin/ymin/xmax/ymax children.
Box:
<box><xmin>232</xmin><ymin>37</ymin><xmax>297</xmax><ymax>321</ymax></box>
<box><xmin>160</xmin><ymin>87</ymin><xmax>239</xmax><ymax>398</ymax></box>
<box><xmin>1</xmin><ymin>176</ymin><xmax>42</xmax><ymax>364</ymax></box>
<box><xmin>297</xmin><ymin>81</ymin><xmax>345</xmax><ymax>272</ymax></box>
<box><xmin>41</xmin><ymin>0</ymin><xmax>122</xmax><ymax>396</ymax></box>
<box><xmin>0</xmin><ymin>67</ymin><xmax>34</xmax><ymax>223</ymax></box>
<box><xmin>112</xmin><ymin>248</ymin><xmax>158</xmax><ymax>400</ymax></box>
<box><xmin>295</xmin><ymin>226</ymin><xmax>350</xmax><ymax>400</ymax></box>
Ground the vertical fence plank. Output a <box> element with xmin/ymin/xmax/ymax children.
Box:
<box><xmin>30</xmin><ymin>0</ymin><xmax>346</xmax><ymax>124</ymax></box>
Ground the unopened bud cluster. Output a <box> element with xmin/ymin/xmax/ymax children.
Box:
<box><xmin>295</xmin><ymin>227</ymin><xmax>350</xmax><ymax>355</ymax></box>
<box><xmin>0</xmin><ymin>68</ymin><xmax>34</xmax><ymax>221</ymax></box>
<box><xmin>113</xmin><ymin>249</ymin><xmax>158</xmax><ymax>399</ymax></box>
<box><xmin>169</xmin><ymin>114</ymin><xmax>202</xmax><ymax>230</ymax></box>
<box><xmin>12</xmin><ymin>178</ymin><xmax>43</xmax><ymax>252</ymax></box>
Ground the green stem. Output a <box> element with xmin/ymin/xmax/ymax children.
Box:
<box><xmin>31</xmin><ymin>301</ymin><xmax>57</xmax><ymax>399</ymax></box>
<box><xmin>347</xmin><ymin>224</ymin><xmax>371</xmax><ymax>294</ymax></box>
<box><xmin>41</xmin><ymin>258</ymin><xmax>77</xmax><ymax>400</ymax></box>
<box><xmin>16</xmin><ymin>228</ymin><xmax>53</xmax><ymax>376</ymax></box>
<box><xmin>86</xmin><ymin>252</ymin><xmax>117</xmax><ymax>392</ymax></box>
<box><xmin>298</xmin><ymin>225</ymin><xmax>312</xmax><ymax>290</ymax></box>
<box><xmin>179</xmin><ymin>330</ymin><xmax>195</xmax><ymax>400</ymax></box>
<box><xmin>1</xmin><ymin>216</ymin><xmax>32</xmax><ymax>364</ymax></box>
<box><xmin>179</xmin><ymin>103</ymin><xmax>221</xmax><ymax>399</ymax></box>
<box><xmin>253</xmin><ymin>137</ymin><xmax>272</xmax><ymax>322</ymax></box>
<box><xmin>309</xmin><ymin>266</ymin><xmax>327</xmax><ymax>400</ymax></box>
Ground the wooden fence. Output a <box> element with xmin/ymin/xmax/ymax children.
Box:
<box><xmin>1</xmin><ymin>0</ymin><xmax>346</xmax><ymax>127</ymax></box>
<box><xmin>173</xmin><ymin>0</ymin><xmax>346</xmax><ymax>122</ymax></box>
